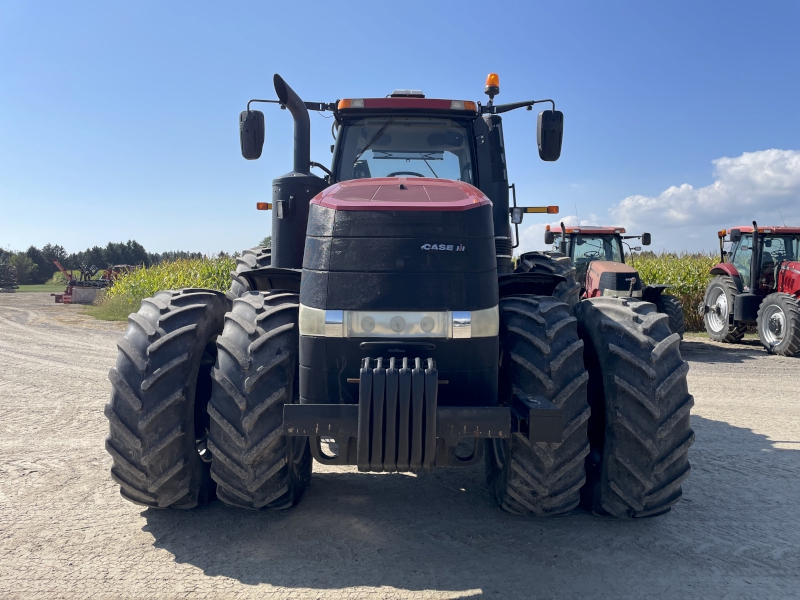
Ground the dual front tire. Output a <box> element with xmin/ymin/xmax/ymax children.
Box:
<box><xmin>487</xmin><ymin>294</ymin><xmax>694</xmax><ymax>518</ymax></box>
<box><xmin>105</xmin><ymin>287</ymin><xmax>310</xmax><ymax>510</ymax></box>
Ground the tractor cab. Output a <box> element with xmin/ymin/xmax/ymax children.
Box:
<box><xmin>716</xmin><ymin>225</ymin><xmax>800</xmax><ymax>294</ymax></box>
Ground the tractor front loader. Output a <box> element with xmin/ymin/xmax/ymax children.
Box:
<box><xmin>702</xmin><ymin>223</ymin><xmax>800</xmax><ymax>356</ymax></box>
<box><xmin>517</xmin><ymin>224</ymin><xmax>686</xmax><ymax>338</ymax></box>
<box><xmin>105</xmin><ymin>74</ymin><xmax>693</xmax><ymax>518</ymax></box>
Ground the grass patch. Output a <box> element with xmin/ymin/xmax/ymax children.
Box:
<box><xmin>83</xmin><ymin>294</ymin><xmax>140</xmax><ymax>321</ymax></box>
<box><xmin>16</xmin><ymin>284</ymin><xmax>66</xmax><ymax>293</ymax></box>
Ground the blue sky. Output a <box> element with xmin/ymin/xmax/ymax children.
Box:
<box><xmin>1</xmin><ymin>0</ymin><xmax>798</xmax><ymax>254</ymax></box>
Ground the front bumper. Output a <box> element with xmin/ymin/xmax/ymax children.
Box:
<box><xmin>284</xmin><ymin>356</ymin><xmax>564</xmax><ymax>472</ymax></box>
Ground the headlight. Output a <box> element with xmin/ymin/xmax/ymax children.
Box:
<box><xmin>470</xmin><ymin>305</ymin><xmax>500</xmax><ymax>337</ymax></box>
<box><xmin>298</xmin><ymin>305</ymin><xmax>325</xmax><ymax>336</ymax></box>
<box><xmin>347</xmin><ymin>310</ymin><xmax>450</xmax><ymax>338</ymax></box>
<box><xmin>299</xmin><ymin>305</ymin><xmax>498</xmax><ymax>338</ymax></box>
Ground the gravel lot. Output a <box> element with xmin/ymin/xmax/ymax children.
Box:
<box><xmin>1</xmin><ymin>293</ymin><xmax>798</xmax><ymax>599</ymax></box>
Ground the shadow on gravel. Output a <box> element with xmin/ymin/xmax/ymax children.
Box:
<box><xmin>681</xmin><ymin>338</ymin><xmax>766</xmax><ymax>364</ymax></box>
<box><xmin>141</xmin><ymin>416</ymin><xmax>800</xmax><ymax>596</ymax></box>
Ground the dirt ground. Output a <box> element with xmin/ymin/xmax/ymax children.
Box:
<box><xmin>0</xmin><ymin>293</ymin><xmax>798</xmax><ymax>599</ymax></box>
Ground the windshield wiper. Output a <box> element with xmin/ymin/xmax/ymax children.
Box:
<box><xmin>354</xmin><ymin>118</ymin><xmax>394</xmax><ymax>163</ymax></box>
<box><xmin>420</xmin><ymin>153</ymin><xmax>439</xmax><ymax>177</ymax></box>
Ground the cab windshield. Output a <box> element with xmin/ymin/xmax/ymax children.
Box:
<box><xmin>335</xmin><ymin>116</ymin><xmax>474</xmax><ymax>184</ymax></box>
<box><xmin>573</xmin><ymin>235</ymin><xmax>624</xmax><ymax>263</ymax></box>
<box><xmin>572</xmin><ymin>235</ymin><xmax>624</xmax><ymax>281</ymax></box>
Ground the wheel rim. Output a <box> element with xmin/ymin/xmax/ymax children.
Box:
<box><xmin>761</xmin><ymin>304</ymin><xmax>786</xmax><ymax>345</ymax></box>
<box><xmin>706</xmin><ymin>287</ymin><xmax>728</xmax><ymax>332</ymax></box>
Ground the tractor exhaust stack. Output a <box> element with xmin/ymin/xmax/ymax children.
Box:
<box><xmin>270</xmin><ymin>75</ymin><xmax>328</xmax><ymax>269</ymax></box>
<box><xmin>750</xmin><ymin>220</ymin><xmax>760</xmax><ymax>293</ymax></box>
<box><xmin>274</xmin><ymin>74</ymin><xmax>311</xmax><ymax>175</ymax></box>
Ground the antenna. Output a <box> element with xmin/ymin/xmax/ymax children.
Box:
<box><xmin>778</xmin><ymin>209</ymin><xmax>787</xmax><ymax>226</ymax></box>
<box><xmin>574</xmin><ymin>203</ymin><xmax>580</xmax><ymax>225</ymax></box>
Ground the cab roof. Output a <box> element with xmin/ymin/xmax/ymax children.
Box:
<box><xmin>337</xmin><ymin>97</ymin><xmax>478</xmax><ymax>114</ymax></box>
<box><xmin>549</xmin><ymin>226</ymin><xmax>625</xmax><ymax>235</ymax></box>
<box><xmin>727</xmin><ymin>225</ymin><xmax>800</xmax><ymax>235</ymax></box>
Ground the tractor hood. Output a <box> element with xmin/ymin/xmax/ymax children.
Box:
<box><xmin>778</xmin><ymin>260</ymin><xmax>800</xmax><ymax>295</ymax></box>
<box><xmin>311</xmin><ymin>177</ymin><xmax>491</xmax><ymax>212</ymax></box>
<box><xmin>586</xmin><ymin>261</ymin><xmax>643</xmax><ymax>298</ymax></box>
<box><xmin>302</xmin><ymin>176</ymin><xmax>497</xmax><ymax>312</ymax></box>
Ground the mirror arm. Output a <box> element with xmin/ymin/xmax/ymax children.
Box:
<box><xmin>246</xmin><ymin>99</ymin><xmax>337</xmax><ymax>112</ymax></box>
<box><xmin>247</xmin><ymin>98</ymin><xmax>282</xmax><ymax>111</ymax></box>
<box><xmin>481</xmin><ymin>99</ymin><xmax>555</xmax><ymax>115</ymax></box>
<box><xmin>310</xmin><ymin>161</ymin><xmax>334</xmax><ymax>182</ymax></box>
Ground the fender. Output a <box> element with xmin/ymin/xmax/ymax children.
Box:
<box><xmin>241</xmin><ymin>266</ymin><xmax>302</xmax><ymax>294</ymax></box>
<box><xmin>642</xmin><ymin>284</ymin><xmax>669</xmax><ymax>304</ymax></box>
<box><xmin>498</xmin><ymin>272</ymin><xmax>566</xmax><ymax>298</ymax></box>
<box><xmin>710</xmin><ymin>263</ymin><xmax>739</xmax><ymax>278</ymax></box>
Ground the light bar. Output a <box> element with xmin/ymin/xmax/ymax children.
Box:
<box><xmin>449</xmin><ymin>100</ymin><xmax>478</xmax><ymax>112</ymax></box>
<box><xmin>298</xmin><ymin>306</ymin><xmax>499</xmax><ymax>339</ymax></box>
<box><xmin>338</xmin><ymin>99</ymin><xmax>365</xmax><ymax>110</ymax></box>
<box><xmin>256</xmin><ymin>202</ymin><xmax>272</xmax><ymax>211</ymax></box>
<box><xmin>519</xmin><ymin>206</ymin><xmax>559</xmax><ymax>214</ymax></box>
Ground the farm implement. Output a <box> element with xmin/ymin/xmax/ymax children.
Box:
<box><xmin>0</xmin><ymin>265</ymin><xmax>19</xmax><ymax>292</ymax></box>
<box><xmin>51</xmin><ymin>260</ymin><xmax>134</xmax><ymax>304</ymax></box>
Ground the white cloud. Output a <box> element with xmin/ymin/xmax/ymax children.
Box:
<box><xmin>610</xmin><ymin>149</ymin><xmax>800</xmax><ymax>250</ymax></box>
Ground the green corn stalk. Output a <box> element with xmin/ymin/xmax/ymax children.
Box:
<box><xmin>628</xmin><ymin>251</ymin><xmax>718</xmax><ymax>331</ymax></box>
<box><xmin>105</xmin><ymin>257</ymin><xmax>236</xmax><ymax>302</ymax></box>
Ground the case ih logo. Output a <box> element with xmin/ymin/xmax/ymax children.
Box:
<box><xmin>421</xmin><ymin>243</ymin><xmax>465</xmax><ymax>252</ymax></box>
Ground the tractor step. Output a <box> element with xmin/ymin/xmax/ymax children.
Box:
<box><xmin>284</xmin><ymin>356</ymin><xmax>563</xmax><ymax>471</ymax></box>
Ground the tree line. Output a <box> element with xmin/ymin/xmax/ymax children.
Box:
<box><xmin>0</xmin><ymin>241</ymin><xmax>203</xmax><ymax>284</ymax></box>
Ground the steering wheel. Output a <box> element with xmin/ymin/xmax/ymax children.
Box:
<box><xmin>582</xmin><ymin>251</ymin><xmax>601</xmax><ymax>260</ymax></box>
<box><xmin>387</xmin><ymin>171</ymin><xmax>425</xmax><ymax>177</ymax></box>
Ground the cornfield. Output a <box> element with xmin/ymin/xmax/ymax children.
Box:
<box><xmin>101</xmin><ymin>252</ymin><xmax>718</xmax><ymax>331</ymax></box>
<box><xmin>628</xmin><ymin>251</ymin><xmax>718</xmax><ymax>331</ymax></box>
<box><xmin>105</xmin><ymin>257</ymin><xmax>235</xmax><ymax>301</ymax></box>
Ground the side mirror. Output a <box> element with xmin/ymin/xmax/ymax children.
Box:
<box><xmin>576</xmin><ymin>234</ymin><xmax>584</xmax><ymax>245</ymax></box>
<box><xmin>642</xmin><ymin>233</ymin><xmax>651</xmax><ymax>246</ymax></box>
<box><xmin>633</xmin><ymin>246</ymin><xmax>642</xmax><ymax>252</ymax></box>
<box><xmin>510</xmin><ymin>207</ymin><xmax>524</xmax><ymax>225</ymax></box>
<box><xmin>544</xmin><ymin>230</ymin><xmax>555</xmax><ymax>245</ymax></box>
<box><xmin>537</xmin><ymin>110</ymin><xmax>563</xmax><ymax>162</ymax></box>
<box><xmin>729</xmin><ymin>229</ymin><xmax>742</xmax><ymax>243</ymax></box>
<box><xmin>240</xmin><ymin>110</ymin><xmax>265</xmax><ymax>160</ymax></box>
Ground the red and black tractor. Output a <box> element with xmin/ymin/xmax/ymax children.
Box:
<box><xmin>702</xmin><ymin>222</ymin><xmax>800</xmax><ymax>356</ymax></box>
<box><xmin>104</xmin><ymin>74</ymin><xmax>693</xmax><ymax>519</ymax></box>
<box><xmin>516</xmin><ymin>224</ymin><xmax>685</xmax><ymax>337</ymax></box>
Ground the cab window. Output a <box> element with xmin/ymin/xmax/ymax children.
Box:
<box><xmin>731</xmin><ymin>235</ymin><xmax>752</xmax><ymax>287</ymax></box>
<box><xmin>571</xmin><ymin>235</ymin><xmax>623</xmax><ymax>281</ymax></box>
<box><xmin>335</xmin><ymin>117</ymin><xmax>474</xmax><ymax>183</ymax></box>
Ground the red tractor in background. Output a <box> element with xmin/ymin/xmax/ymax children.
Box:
<box><xmin>517</xmin><ymin>223</ymin><xmax>685</xmax><ymax>337</ymax></box>
<box><xmin>702</xmin><ymin>222</ymin><xmax>800</xmax><ymax>356</ymax></box>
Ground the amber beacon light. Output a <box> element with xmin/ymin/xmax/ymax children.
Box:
<box><xmin>485</xmin><ymin>73</ymin><xmax>500</xmax><ymax>101</ymax></box>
